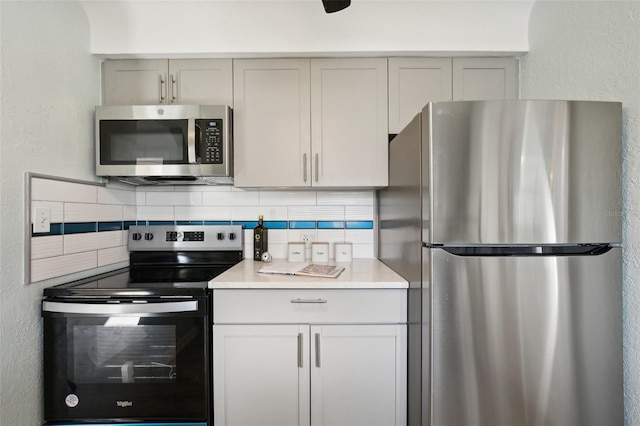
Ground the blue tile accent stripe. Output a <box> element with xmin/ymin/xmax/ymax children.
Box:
<box><xmin>64</xmin><ymin>222</ymin><xmax>97</xmax><ymax>234</ymax></box>
<box><xmin>346</xmin><ymin>220</ymin><xmax>373</xmax><ymax>229</ymax></box>
<box><xmin>289</xmin><ymin>221</ymin><xmax>316</xmax><ymax>229</ymax></box>
<box><xmin>98</xmin><ymin>221</ymin><xmax>124</xmax><ymax>232</ymax></box>
<box><xmin>318</xmin><ymin>221</ymin><xmax>345</xmax><ymax>229</ymax></box>
<box><xmin>32</xmin><ymin>220</ymin><xmax>375</xmax><ymax>236</ymax></box>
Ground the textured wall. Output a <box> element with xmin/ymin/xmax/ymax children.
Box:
<box><xmin>0</xmin><ymin>1</ymin><xmax>100</xmax><ymax>424</ymax></box>
<box><xmin>81</xmin><ymin>0</ymin><xmax>533</xmax><ymax>56</ymax></box>
<box><xmin>520</xmin><ymin>2</ymin><xmax>640</xmax><ymax>424</ymax></box>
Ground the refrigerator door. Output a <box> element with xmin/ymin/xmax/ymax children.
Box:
<box><xmin>427</xmin><ymin>247</ymin><xmax>623</xmax><ymax>426</ymax></box>
<box><xmin>425</xmin><ymin>100</ymin><xmax>622</xmax><ymax>245</ymax></box>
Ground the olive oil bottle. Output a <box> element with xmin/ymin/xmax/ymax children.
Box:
<box><xmin>253</xmin><ymin>215</ymin><xmax>268</xmax><ymax>260</ymax></box>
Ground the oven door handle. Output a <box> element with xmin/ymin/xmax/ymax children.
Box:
<box><xmin>42</xmin><ymin>300</ymin><xmax>199</xmax><ymax>315</ymax></box>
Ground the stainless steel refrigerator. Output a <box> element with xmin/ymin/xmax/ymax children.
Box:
<box><xmin>378</xmin><ymin>100</ymin><xmax>623</xmax><ymax>426</ymax></box>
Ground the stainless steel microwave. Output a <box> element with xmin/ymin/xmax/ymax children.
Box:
<box><xmin>95</xmin><ymin>104</ymin><xmax>233</xmax><ymax>185</ymax></box>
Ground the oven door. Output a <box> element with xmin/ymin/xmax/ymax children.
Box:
<box><xmin>42</xmin><ymin>297</ymin><xmax>210</xmax><ymax>423</ymax></box>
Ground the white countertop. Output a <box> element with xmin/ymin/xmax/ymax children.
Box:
<box><xmin>209</xmin><ymin>258</ymin><xmax>408</xmax><ymax>289</ymax></box>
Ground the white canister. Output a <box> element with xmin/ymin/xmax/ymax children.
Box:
<box><xmin>288</xmin><ymin>242</ymin><xmax>306</xmax><ymax>262</ymax></box>
<box><xmin>311</xmin><ymin>242</ymin><xmax>330</xmax><ymax>263</ymax></box>
<box><xmin>334</xmin><ymin>242</ymin><xmax>353</xmax><ymax>262</ymax></box>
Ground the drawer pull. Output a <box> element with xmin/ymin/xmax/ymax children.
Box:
<box><xmin>291</xmin><ymin>298</ymin><xmax>327</xmax><ymax>304</ymax></box>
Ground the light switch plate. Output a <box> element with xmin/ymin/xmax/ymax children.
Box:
<box><xmin>34</xmin><ymin>208</ymin><xmax>51</xmax><ymax>233</ymax></box>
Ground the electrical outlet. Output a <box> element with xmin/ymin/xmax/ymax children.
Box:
<box><xmin>302</xmin><ymin>234</ymin><xmax>316</xmax><ymax>246</ymax></box>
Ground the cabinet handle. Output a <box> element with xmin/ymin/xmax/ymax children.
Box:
<box><xmin>170</xmin><ymin>74</ymin><xmax>176</xmax><ymax>103</ymax></box>
<box><xmin>303</xmin><ymin>153</ymin><xmax>308</xmax><ymax>182</ymax></box>
<box><xmin>297</xmin><ymin>332</ymin><xmax>303</xmax><ymax>368</ymax></box>
<box><xmin>290</xmin><ymin>298</ymin><xmax>327</xmax><ymax>304</ymax></box>
<box><xmin>159</xmin><ymin>74</ymin><xmax>166</xmax><ymax>103</ymax></box>
<box><xmin>315</xmin><ymin>153</ymin><xmax>319</xmax><ymax>182</ymax></box>
<box><xmin>315</xmin><ymin>333</ymin><xmax>321</xmax><ymax>367</ymax></box>
<box><xmin>187</xmin><ymin>118</ymin><xmax>197</xmax><ymax>163</ymax></box>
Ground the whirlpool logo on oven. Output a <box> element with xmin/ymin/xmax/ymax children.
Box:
<box><xmin>116</xmin><ymin>400</ymin><xmax>133</xmax><ymax>408</ymax></box>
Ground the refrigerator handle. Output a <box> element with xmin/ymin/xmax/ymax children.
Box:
<box><xmin>437</xmin><ymin>244</ymin><xmax>613</xmax><ymax>257</ymax></box>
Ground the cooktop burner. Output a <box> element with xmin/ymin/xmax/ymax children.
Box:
<box><xmin>43</xmin><ymin>225</ymin><xmax>244</xmax><ymax>298</ymax></box>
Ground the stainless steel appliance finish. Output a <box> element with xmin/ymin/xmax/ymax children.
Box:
<box><xmin>96</xmin><ymin>104</ymin><xmax>233</xmax><ymax>185</ymax></box>
<box><xmin>42</xmin><ymin>225</ymin><xmax>244</xmax><ymax>425</ymax></box>
<box><xmin>378</xmin><ymin>100</ymin><xmax>623</xmax><ymax>426</ymax></box>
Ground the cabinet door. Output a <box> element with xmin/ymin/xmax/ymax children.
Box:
<box><xmin>102</xmin><ymin>59</ymin><xmax>168</xmax><ymax>105</ymax></box>
<box><xmin>310</xmin><ymin>324</ymin><xmax>407</xmax><ymax>426</ymax></box>
<box><xmin>168</xmin><ymin>59</ymin><xmax>233</xmax><ymax>105</ymax></box>
<box><xmin>388</xmin><ymin>58</ymin><xmax>453</xmax><ymax>134</ymax></box>
<box><xmin>233</xmin><ymin>59</ymin><xmax>311</xmax><ymax>187</ymax></box>
<box><xmin>310</xmin><ymin>58</ymin><xmax>388</xmax><ymax>188</ymax></box>
<box><xmin>213</xmin><ymin>324</ymin><xmax>310</xmax><ymax>426</ymax></box>
<box><xmin>452</xmin><ymin>57</ymin><xmax>518</xmax><ymax>100</ymax></box>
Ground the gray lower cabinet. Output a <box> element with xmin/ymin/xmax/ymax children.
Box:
<box><xmin>212</xmin><ymin>289</ymin><xmax>407</xmax><ymax>426</ymax></box>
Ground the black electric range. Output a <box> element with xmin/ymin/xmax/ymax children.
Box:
<box><xmin>41</xmin><ymin>225</ymin><xmax>243</xmax><ymax>425</ymax></box>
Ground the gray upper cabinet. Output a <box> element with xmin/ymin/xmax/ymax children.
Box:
<box><xmin>388</xmin><ymin>57</ymin><xmax>518</xmax><ymax>134</ymax></box>
<box><xmin>452</xmin><ymin>57</ymin><xmax>518</xmax><ymax>101</ymax></box>
<box><xmin>388</xmin><ymin>58</ymin><xmax>453</xmax><ymax>134</ymax></box>
<box><xmin>102</xmin><ymin>59</ymin><xmax>233</xmax><ymax>106</ymax></box>
<box><xmin>233</xmin><ymin>58</ymin><xmax>388</xmax><ymax>189</ymax></box>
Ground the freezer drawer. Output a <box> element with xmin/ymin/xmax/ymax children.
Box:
<box><xmin>425</xmin><ymin>247</ymin><xmax>623</xmax><ymax>426</ymax></box>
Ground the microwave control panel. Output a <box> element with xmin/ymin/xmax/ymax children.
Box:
<box><xmin>198</xmin><ymin>119</ymin><xmax>224</xmax><ymax>164</ymax></box>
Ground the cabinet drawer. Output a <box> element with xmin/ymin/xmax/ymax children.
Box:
<box><xmin>213</xmin><ymin>289</ymin><xmax>407</xmax><ymax>324</ymax></box>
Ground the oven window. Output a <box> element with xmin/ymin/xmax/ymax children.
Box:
<box><xmin>43</xmin><ymin>311</ymin><xmax>209</xmax><ymax>422</ymax></box>
<box><xmin>100</xmin><ymin>119</ymin><xmax>188</xmax><ymax>164</ymax></box>
<box><xmin>73</xmin><ymin>324</ymin><xmax>177</xmax><ymax>384</ymax></box>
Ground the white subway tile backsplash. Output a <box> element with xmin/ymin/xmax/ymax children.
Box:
<box><xmin>137</xmin><ymin>186</ymin><xmax>174</xmax><ymax>192</ymax></box>
<box><xmin>31</xmin><ymin>236</ymin><xmax>63</xmax><ymax>260</ymax></box>
<box><xmin>64</xmin><ymin>231</ymin><xmax>125</xmax><ymax>255</ymax></box>
<box><xmin>124</xmin><ymin>205</ymin><xmax>137</xmax><ymax>221</ymax></box>
<box><xmin>29</xmin><ymin>176</ymin><xmax>378</xmax><ymax>284</ymax></box>
<box><xmin>32</xmin><ymin>178</ymin><xmax>98</xmax><ymax>203</ymax></box>
<box><xmin>288</xmin><ymin>206</ymin><xmax>345</xmax><ymax>221</ymax></box>
<box><xmin>317</xmin><ymin>191</ymin><xmax>374</xmax><ymax>205</ymax></box>
<box><xmin>203</xmin><ymin>190</ymin><xmax>260</xmax><ymax>206</ymax></box>
<box><xmin>231</xmin><ymin>206</ymin><xmax>287</xmax><ymax>221</ymax></box>
<box><xmin>174</xmin><ymin>206</ymin><xmax>232</xmax><ymax>221</ymax></box>
<box><xmin>136</xmin><ymin>206</ymin><xmax>175</xmax><ymax>221</ymax></box>
<box><xmin>146</xmin><ymin>191</ymin><xmax>203</xmax><ymax>206</ymax></box>
<box><xmin>136</xmin><ymin>192</ymin><xmax>147</xmax><ymax>205</ymax></box>
<box><xmin>98</xmin><ymin>186</ymin><xmax>136</xmax><ymax>205</ymax></box>
<box><xmin>259</xmin><ymin>191</ymin><xmax>317</xmax><ymax>206</ymax></box>
<box><xmin>65</xmin><ymin>203</ymin><xmax>123</xmax><ymax>222</ymax></box>
<box><xmin>268</xmin><ymin>229</ymin><xmax>289</xmax><ymax>244</ymax></box>
<box><xmin>31</xmin><ymin>251</ymin><xmax>97</xmax><ymax>282</ymax></box>
<box><xmin>345</xmin><ymin>229</ymin><xmax>375</xmax><ymax>244</ymax></box>
<box><xmin>345</xmin><ymin>205</ymin><xmax>375</xmax><ymax>220</ymax></box>
<box><xmin>98</xmin><ymin>246</ymin><xmax>129</xmax><ymax>267</ymax></box>
<box><xmin>352</xmin><ymin>244</ymin><xmax>374</xmax><ymax>259</ymax></box>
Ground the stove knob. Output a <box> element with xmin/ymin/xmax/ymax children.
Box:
<box><xmin>229</xmin><ymin>232</ymin><xmax>236</xmax><ymax>240</ymax></box>
<box><xmin>144</xmin><ymin>233</ymin><xmax>154</xmax><ymax>241</ymax></box>
<box><xmin>217</xmin><ymin>232</ymin><xmax>224</xmax><ymax>240</ymax></box>
<box><xmin>132</xmin><ymin>232</ymin><xmax>142</xmax><ymax>241</ymax></box>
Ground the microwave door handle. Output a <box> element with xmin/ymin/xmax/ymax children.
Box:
<box><xmin>187</xmin><ymin>118</ymin><xmax>197</xmax><ymax>164</ymax></box>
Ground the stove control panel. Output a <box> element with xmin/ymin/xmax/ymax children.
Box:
<box><xmin>128</xmin><ymin>225</ymin><xmax>243</xmax><ymax>251</ymax></box>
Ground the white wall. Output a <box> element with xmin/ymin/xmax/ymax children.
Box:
<box><xmin>519</xmin><ymin>2</ymin><xmax>640</xmax><ymax>424</ymax></box>
<box><xmin>81</xmin><ymin>0</ymin><xmax>532</xmax><ymax>57</ymax></box>
<box><xmin>0</xmin><ymin>1</ymin><xmax>100</xmax><ymax>424</ymax></box>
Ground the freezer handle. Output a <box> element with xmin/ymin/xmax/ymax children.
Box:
<box><xmin>431</xmin><ymin>244</ymin><xmax>614</xmax><ymax>257</ymax></box>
